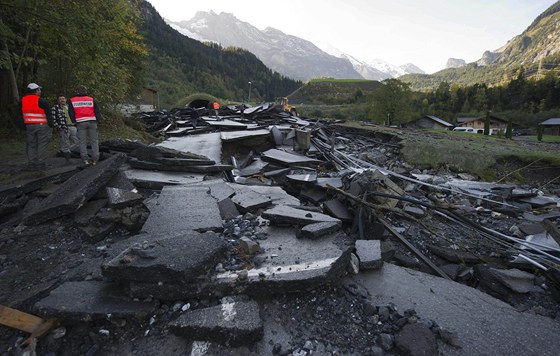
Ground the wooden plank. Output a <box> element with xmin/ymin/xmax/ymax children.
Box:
<box><xmin>0</xmin><ymin>305</ymin><xmax>44</xmax><ymax>333</ymax></box>
<box><xmin>0</xmin><ymin>305</ymin><xmax>58</xmax><ymax>346</ymax></box>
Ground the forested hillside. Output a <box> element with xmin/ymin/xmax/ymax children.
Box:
<box><xmin>139</xmin><ymin>2</ymin><xmax>301</xmax><ymax>107</ymax></box>
<box><xmin>0</xmin><ymin>0</ymin><xmax>301</xmax><ymax>131</ymax></box>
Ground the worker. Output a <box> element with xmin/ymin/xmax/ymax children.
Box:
<box><xmin>20</xmin><ymin>83</ymin><xmax>53</xmax><ymax>171</ymax></box>
<box><xmin>190</xmin><ymin>108</ymin><xmax>200</xmax><ymax>129</ymax></box>
<box><xmin>52</xmin><ymin>94</ymin><xmax>78</xmax><ymax>163</ymax></box>
<box><xmin>212</xmin><ymin>101</ymin><xmax>220</xmax><ymax>119</ymax></box>
<box><xmin>68</xmin><ymin>85</ymin><xmax>102</xmax><ymax>166</ymax></box>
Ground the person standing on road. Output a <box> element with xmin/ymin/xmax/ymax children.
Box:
<box><xmin>212</xmin><ymin>101</ymin><xmax>220</xmax><ymax>119</ymax></box>
<box><xmin>52</xmin><ymin>94</ymin><xmax>78</xmax><ymax>163</ymax></box>
<box><xmin>68</xmin><ymin>85</ymin><xmax>101</xmax><ymax>166</ymax></box>
<box><xmin>20</xmin><ymin>83</ymin><xmax>53</xmax><ymax>171</ymax></box>
<box><xmin>190</xmin><ymin>108</ymin><xmax>200</xmax><ymax>129</ymax></box>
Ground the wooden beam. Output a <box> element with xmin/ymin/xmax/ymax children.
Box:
<box><xmin>0</xmin><ymin>305</ymin><xmax>58</xmax><ymax>345</ymax></box>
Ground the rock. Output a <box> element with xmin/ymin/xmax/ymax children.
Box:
<box><xmin>262</xmin><ymin>205</ymin><xmax>341</xmax><ymax>226</ymax></box>
<box><xmin>296</xmin><ymin>221</ymin><xmax>341</xmax><ymax>239</ymax></box>
<box><xmin>355</xmin><ymin>240</ymin><xmax>383</xmax><ymax>270</ymax></box>
<box><xmin>239</xmin><ymin>237</ymin><xmax>260</xmax><ymax>255</ymax></box>
<box><xmin>378</xmin><ymin>333</ymin><xmax>393</xmax><ymax>351</ymax></box>
<box><xmin>394</xmin><ymin>323</ymin><xmax>437</xmax><ymax>356</ymax></box>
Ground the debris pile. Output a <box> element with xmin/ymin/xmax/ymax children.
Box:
<box><xmin>1</xmin><ymin>113</ymin><xmax>559</xmax><ymax>355</ymax></box>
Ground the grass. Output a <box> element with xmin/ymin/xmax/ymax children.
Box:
<box><xmin>338</xmin><ymin>121</ymin><xmax>560</xmax><ymax>181</ymax></box>
<box><xmin>0</xmin><ymin>111</ymin><xmax>149</xmax><ymax>166</ymax></box>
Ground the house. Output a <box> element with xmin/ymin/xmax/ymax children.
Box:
<box><xmin>456</xmin><ymin>115</ymin><xmax>510</xmax><ymax>131</ymax></box>
<box><xmin>403</xmin><ymin>115</ymin><xmax>454</xmax><ymax>130</ymax></box>
<box><xmin>118</xmin><ymin>87</ymin><xmax>159</xmax><ymax>115</ymax></box>
<box><xmin>540</xmin><ymin>118</ymin><xmax>560</xmax><ymax>135</ymax></box>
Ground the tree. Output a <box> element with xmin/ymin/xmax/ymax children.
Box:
<box><xmin>505</xmin><ymin>118</ymin><xmax>513</xmax><ymax>139</ymax></box>
<box><xmin>0</xmin><ymin>0</ymin><xmax>147</xmax><ymax>123</ymax></box>
<box><xmin>484</xmin><ymin>110</ymin><xmax>491</xmax><ymax>135</ymax></box>
<box><xmin>368</xmin><ymin>79</ymin><xmax>413</xmax><ymax>125</ymax></box>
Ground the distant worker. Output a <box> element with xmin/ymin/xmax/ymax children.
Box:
<box><xmin>52</xmin><ymin>94</ymin><xmax>79</xmax><ymax>163</ymax></box>
<box><xmin>20</xmin><ymin>83</ymin><xmax>53</xmax><ymax>171</ymax></box>
<box><xmin>212</xmin><ymin>101</ymin><xmax>220</xmax><ymax>118</ymax></box>
<box><xmin>190</xmin><ymin>108</ymin><xmax>200</xmax><ymax>129</ymax></box>
<box><xmin>68</xmin><ymin>85</ymin><xmax>101</xmax><ymax>166</ymax></box>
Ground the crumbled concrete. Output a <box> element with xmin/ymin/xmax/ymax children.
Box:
<box><xmin>355</xmin><ymin>240</ymin><xmax>383</xmax><ymax>270</ymax></box>
<box><xmin>394</xmin><ymin>323</ymin><xmax>438</xmax><ymax>356</ymax></box>
<box><xmin>106</xmin><ymin>187</ymin><xmax>143</xmax><ymax>208</ymax></box>
<box><xmin>262</xmin><ymin>205</ymin><xmax>341</xmax><ymax>226</ymax></box>
<box><xmin>22</xmin><ymin>153</ymin><xmax>127</xmax><ymax>225</ymax></box>
<box><xmin>102</xmin><ymin>232</ymin><xmax>227</xmax><ymax>283</ymax></box>
<box><xmin>34</xmin><ymin>281</ymin><xmax>156</xmax><ymax>322</ymax></box>
<box><xmin>170</xmin><ymin>300</ymin><xmax>263</xmax><ymax>346</ymax></box>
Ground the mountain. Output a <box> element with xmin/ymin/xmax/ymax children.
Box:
<box><xmin>138</xmin><ymin>2</ymin><xmax>301</xmax><ymax>107</ymax></box>
<box><xmin>168</xmin><ymin>11</ymin><xmax>362</xmax><ymax>81</ymax></box>
<box><xmin>446</xmin><ymin>58</ymin><xmax>466</xmax><ymax>69</ymax></box>
<box><xmin>401</xmin><ymin>1</ymin><xmax>560</xmax><ymax>90</ymax></box>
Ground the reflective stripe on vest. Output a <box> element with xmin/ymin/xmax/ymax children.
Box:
<box><xmin>71</xmin><ymin>96</ymin><xmax>96</xmax><ymax>122</ymax></box>
<box><xmin>22</xmin><ymin>95</ymin><xmax>47</xmax><ymax>125</ymax></box>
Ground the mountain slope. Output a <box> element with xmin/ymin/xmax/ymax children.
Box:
<box><xmin>168</xmin><ymin>11</ymin><xmax>362</xmax><ymax>81</ymax></box>
<box><xmin>402</xmin><ymin>1</ymin><xmax>560</xmax><ymax>90</ymax></box>
<box><xmin>138</xmin><ymin>2</ymin><xmax>301</xmax><ymax>107</ymax></box>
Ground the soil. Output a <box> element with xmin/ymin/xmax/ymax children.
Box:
<box><xmin>1</xmin><ymin>127</ymin><xmax>559</xmax><ymax>355</ymax></box>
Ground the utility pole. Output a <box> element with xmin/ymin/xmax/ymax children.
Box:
<box><xmin>248</xmin><ymin>81</ymin><xmax>252</xmax><ymax>103</ymax></box>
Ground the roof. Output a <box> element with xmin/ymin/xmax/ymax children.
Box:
<box><xmin>457</xmin><ymin>117</ymin><xmax>477</xmax><ymax>124</ymax></box>
<box><xmin>425</xmin><ymin>115</ymin><xmax>453</xmax><ymax>127</ymax></box>
<box><xmin>458</xmin><ymin>115</ymin><xmax>509</xmax><ymax>124</ymax></box>
<box><xmin>540</xmin><ymin>118</ymin><xmax>560</xmax><ymax>126</ymax></box>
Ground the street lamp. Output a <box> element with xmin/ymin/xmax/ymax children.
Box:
<box><xmin>248</xmin><ymin>81</ymin><xmax>252</xmax><ymax>103</ymax></box>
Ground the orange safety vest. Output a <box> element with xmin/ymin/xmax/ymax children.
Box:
<box><xmin>70</xmin><ymin>96</ymin><xmax>96</xmax><ymax>122</ymax></box>
<box><xmin>21</xmin><ymin>95</ymin><xmax>47</xmax><ymax>125</ymax></box>
<box><xmin>213</xmin><ymin>102</ymin><xmax>220</xmax><ymax>110</ymax></box>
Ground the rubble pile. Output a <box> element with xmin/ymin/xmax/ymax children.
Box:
<box><xmin>1</xmin><ymin>113</ymin><xmax>560</xmax><ymax>355</ymax></box>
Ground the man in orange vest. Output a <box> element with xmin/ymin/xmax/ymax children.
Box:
<box><xmin>20</xmin><ymin>83</ymin><xmax>53</xmax><ymax>171</ymax></box>
<box><xmin>212</xmin><ymin>101</ymin><xmax>220</xmax><ymax>118</ymax></box>
<box><xmin>68</xmin><ymin>85</ymin><xmax>101</xmax><ymax>166</ymax></box>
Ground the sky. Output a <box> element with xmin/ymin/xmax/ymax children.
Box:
<box><xmin>147</xmin><ymin>0</ymin><xmax>557</xmax><ymax>74</ymax></box>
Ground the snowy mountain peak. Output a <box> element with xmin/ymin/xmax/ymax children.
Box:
<box><xmin>167</xmin><ymin>11</ymin><xmax>425</xmax><ymax>81</ymax></box>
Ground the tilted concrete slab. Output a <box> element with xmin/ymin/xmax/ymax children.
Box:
<box><xmin>323</xmin><ymin>199</ymin><xmax>354</xmax><ymax>222</ymax></box>
<box><xmin>106</xmin><ymin>187</ymin><xmax>144</xmax><ymax>208</ymax></box>
<box><xmin>102</xmin><ymin>232</ymin><xmax>227</xmax><ymax>284</ymax></box>
<box><xmin>22</xmin><ymin>153</ymin><xmax>127</xmax><ymax>225</ymax></box>
<box><xmin>239</xmin><ymin>159</ymin><xmax>268</xmax><ymax>177</ymax></box>
<box><xmin>240</xmin><ymin>185</ymin><xmax>300</xmax><ymax>206</ymax></box>
<box><xmin>353</xmin><ymin>263</ymin><xmax>560</xmax><ymax>356</ymax></box>
<box><xmin>297</xmin><ymin>221</ymin><xmax>342</xmax><ymax>239</ymax></box>
<box><xmin>205</xmin><ymin>180</ymin><xmax>236</xmax><ymax>201</ymax></box>
<box><xmin>286</xmin><ymin>173</ymin><xmax>318</xmax><ymax>184</ymax></box>
<box><xmin>142</xmin><ymin>185</ymin><xmax>223</xmax><ymax>234</ymax></box>
<box><xmin>262</xmin><ymin>205</ymin><xmax>341</xmax><ymax>226</ymax></box>
<box><xmin>34</xmin><ymin>281</ymin><xmax>156</xmax><ymax>322</ymax></box>
<box><xmin>170</xmin><ymin>300</ymin><xmax>263</xmax><ymax>346</ymax></box>
<box><xmin>301</xmin><ymin>187</ymin><xmax>328</xmax><ymax>204</ymax></box>
<box><xmin>206</xmin><ymin>119</ymin><xmax>248</xmax><ymax>129</ymax></box>
<box><xmin>220</xmin><ymin>129</ymin><xmax>270</xmax><ymax>142</ymax></box>
<box><xmin>231</xmin><ymin>187</ymin><xmax>273</xmax><ymax>213</ymax></box>
<box><xmin>158</xmin><ymin>133</ymin><xmax>222</xmax><ymax>164</ymax></box>
<box><xmin>124</xmin><ymin>169</ymin><xmax>205</xmax><ymax>189</ymax></box>
<box><xmin>129</xmin><ymin>158</ymin><xmax>232</xmax><ymax>173</ymax></box>
<box><xmin>261</xmin><ymin>149</ymin><xmax>322</xmax><ymax>167</ymax></box>
<box><xmin>129</xmin><ymin>228</ymin><xmax>351</xmax><ymax>300</ymax></box>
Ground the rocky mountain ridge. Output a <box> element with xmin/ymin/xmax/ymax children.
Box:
<box><xmin>167</xmin><ymin>11</ymin><xmax>425</xmax><ymax>81</ymax></box>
